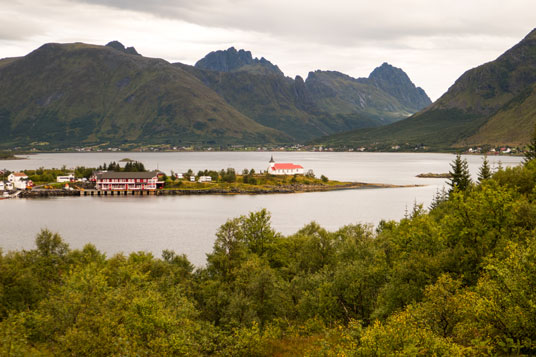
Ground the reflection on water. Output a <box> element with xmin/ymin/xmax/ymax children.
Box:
<box><xmin>0</xmin><ymin>152</ymin><xmax>522</xmax><ymax>266</ymax></box>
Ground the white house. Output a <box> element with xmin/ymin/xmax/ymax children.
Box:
<box><xmin>267</xmin><ymin>156</ymin><xmax>304</xmax><ymax>175</ymax></box>
<box><xmin>198</xmin><ymin>176</ymin><xmax>212</xmax><ymax>182</ymax></box>
<box><xmin>57</xmin><ymin>174</ymin><xmax>75</xmax><ymax>183</ymax></box>
<box><xmin>0</xmin><ymin>182</ymin><xmax>4</xmax><ymax>191</ymax></box>
<box><xmin>8</xmin><ymin>172</ymin><xmax>28</xmax><ymax>189</ymax></box>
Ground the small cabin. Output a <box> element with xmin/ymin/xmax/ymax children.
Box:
<box><xmin>57</xmin><ymin>174</ymin><xmax>75</xmax><ymax>183</ymax></box>
<box><xmin>198</xmin><ymin>176</ymin><xmax>212</xmax><ymax>182</ymax></box>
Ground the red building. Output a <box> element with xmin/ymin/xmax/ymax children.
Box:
<box><xmin>95</xmin><ymin>171</ymin><xmax>161</xmax><ymax>191</ymax></box>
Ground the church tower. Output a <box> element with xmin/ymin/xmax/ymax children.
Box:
<box><xmin>269</xmin><ymin>155</ymin><xmax>275</xmax><ymax>170</ymax></box>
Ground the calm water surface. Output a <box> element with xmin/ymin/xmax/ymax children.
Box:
<box><xmin>0</xmin><ymin>152</ymin><xmax>522</xmax><ymax>265</ymax></box>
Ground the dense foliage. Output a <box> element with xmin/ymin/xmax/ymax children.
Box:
<box><xmin>22</xmin><ymin>166</ymin><xmax>73</xmax><ymax>184</ymax></box>
<box><xmin>97</xmin><ymin>161</ymin><xmax>146</xmax><ymax>172</ymax></box>
<box><xmin>20</xmin><ymin>162</ymin><xmax>146</xmax><ymax>184</ymax></box>
<box><xmin>0</xmin><ymin>152</ymin><xmax>16</xmax><ymax>160</ymax></box>
<box><xmin>2</xmin><ymin>160</ymin><xmax>536</xmax><ymax>355</ymax></box>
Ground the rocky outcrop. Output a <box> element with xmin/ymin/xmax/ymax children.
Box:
<box><xmin>195</xmin><ymin>47</ymin><xmax>283</xmax><ymax>75</ymax></box>
<box><xmin>105</xmin><ymin>41</ymin><xmax>140</xmax><ymax>56</ymax></box>
<box><xmin>363</xmin><ymin>62</ymin><xmax>431</xmax><ymax>111</ymax></box>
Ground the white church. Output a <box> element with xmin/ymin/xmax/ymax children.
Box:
<box><xmin>267</xmin><ymin>156</ymin><xmax>304</xmax><ymax>175</ymax></box>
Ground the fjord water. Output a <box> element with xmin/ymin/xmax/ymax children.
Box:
<box><xmin>0</xmin><ymin>152</ymin><xmax>522</xmax><ymax>265</ymax></box>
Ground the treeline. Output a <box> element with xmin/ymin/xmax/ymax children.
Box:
<box><xmin>97</xmin><ymin>161</ymin><xmax>146</xmax><ymax>172</ymax></box>
<box><xmin>170</xmin><ymin>168</ymin><xmax>323</xmax><ymax>187</ymax></box>
<box><xmin>1</xmin><ymin>160</ymin><xmax>536</xmax><ymax>355</ymax></box>
<box><xmin>20</xmin><ymin>161</ymin><xmax>146</xmax><ymax>184</ymax></box>
<box><xmin>22</xmin><ymin>166</ymin><xmax>88</xmax><ymax>184</ymax></box>
<box><xmin>0</xmin><ymin>152</ymin><xmax>16</xmax><ymax>160</ymax></box>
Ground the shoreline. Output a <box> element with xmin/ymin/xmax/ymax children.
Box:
<box><xmin>15</xmin><ymin>182</ymin><xmax>423</xmax><ymax>198</ymax></box>
<box><xmin>0</xmin><ymin>150</ymin><xmax>524</xmax><ymax>157</ymax></box>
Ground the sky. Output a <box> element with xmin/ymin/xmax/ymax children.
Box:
<box><xmin>1</xmin><ymin>0</ymin><xmax>535</xmax><ymax>101</ymax></box>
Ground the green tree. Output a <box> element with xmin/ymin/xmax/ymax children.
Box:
<box><xmin>524</xmin><ymin>125</ymin><xmax>536</xmax><ymax>163</ymax></box>
<box><xmin>477</xmin><ymin>155</ymin><xmax>492</xmax><ymax>182</ymax></box>
<box><xmin>222</xmin><ymin>168</ymin><xmax>236</xmax><ymax>183</ymax></box>
<box><xmin>448</xmin><ymin>154</ymin><xmax>471</xmax><ymax>192</ymax></box>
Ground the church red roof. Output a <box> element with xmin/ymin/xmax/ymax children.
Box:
<box><xmin>271</xmin><ymin>163</ymin><xmax>303</xmax><ymax>170</ymax></box>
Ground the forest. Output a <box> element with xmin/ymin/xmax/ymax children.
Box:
<box><xmin>1</xmin><ymin>156</ymin><xmax>536</xmax><ymax>355</ymax></box>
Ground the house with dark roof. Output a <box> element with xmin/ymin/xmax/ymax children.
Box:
<box><xmin>95</xmin><ymin>171</ymin><xmax>161</xmax><ymax>191</ymax></box>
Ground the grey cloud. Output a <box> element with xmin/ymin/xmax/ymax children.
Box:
<box><xmin>67</xmin><ymin>0</ymin><xmax>533</xmax><ymax>47</ymax></box>
<box><xmin>0</xmin><ymin>8</ymin><xmax>44</xmax><ymax>41</ymax></box>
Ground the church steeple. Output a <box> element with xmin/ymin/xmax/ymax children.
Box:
<box><xmin>269</xmin><ymin>155</ymin><xmax>275</xmax><ymax>163</ymax></box>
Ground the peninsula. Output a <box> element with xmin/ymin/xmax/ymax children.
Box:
<box><xmin>4</xmin><ymin>159</ymin><xmax>420</xmax><ymax>199</ymax></box>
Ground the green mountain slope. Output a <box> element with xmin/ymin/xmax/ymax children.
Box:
<box><xmin>319</xmin><ymin>28</ymin><xmax>536</xmax><ymax>150</ymax></box>
<box><xmin>463</xmin><ymin>83</ymin><xmax>536</xmax><ymax>146</ymax></box>
<box><xmin>0</xmin><ymin>42</ymin><xmax>287</xmax><ymax>149</ymax></box>
<box><xmin>0</xmin><ymin>41</ymin><xmax>431</xmax><ymax>149</ymax></box>
<box><xmin>180</xmin><ymin>64</ymin><xmax>386</xmax><ymax>141</ymax></box>
<box><xmin>187</xmin><ymin>49</ymin><xmax>431</xmax><ymax>141</ymax></box>
<box><xmin>304</xmin><ymin>70</ymin><xmax>419</xmax><ymax>119</ymax></box>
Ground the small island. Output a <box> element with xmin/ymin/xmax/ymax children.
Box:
<box><xmin>416</xmin><ymin>172</ymin><xmax>452</xmax><ymax>178</ymax></box>
<box><xmin>0</xmin><ymin>151</ymin><xmax>26</xmax><ymax>160</ymax></box>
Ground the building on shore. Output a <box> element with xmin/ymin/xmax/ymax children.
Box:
<box><xmin>8</xmin><ymin>172</ymin><xmax>28</xmax><ymax>190</ymax></box>
<box><xmin>57</xmin><ymin>174</ymin><xmax>75</xmax><ymax>183</ymax></box>
<box><xmin>268</xmin><ymin>156</ymin><xmax>304</xmax><ymax>175</ymax></box>
<box><xmin>95</xmin><ymin>171</ymin><xmax>162</xmax><ymax>191</ymax></box>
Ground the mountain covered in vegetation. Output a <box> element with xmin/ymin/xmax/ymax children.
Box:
<box><xmin>319</xmin><ymin>28</ymin><xmax>536</xmax><ymax>150</ymax></box>
<box><xmin>0</xmin><ymin>42</ymin><xmax>287</xmax><ymax>149</ymax></box>
<box><xmin>0</xmin><ymin>41</ymin><xmax>430</xmax><ymax>149</ymax></box>
<box><xmin>2</xmin><ymin>158</ymin><xmax>536</xmax><ymax>355</ymax></box>
<box><xmin>184</xmin><ymin>49</ymin><xmax>431</xmax><ymax>141</ymax></box>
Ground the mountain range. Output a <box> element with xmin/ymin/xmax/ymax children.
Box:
<box><xmin>0</xmin><ymin>42</ymin><xmax>430</xmax><ymax>149</ymax></box>
<box><xmin>319</xmin><ymin>28</ymin><xmax>536</xmax><ymax>150</ymax></box>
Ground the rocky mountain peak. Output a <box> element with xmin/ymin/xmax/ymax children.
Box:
<box><xmin>195</xmin><ymin>47</ymin><xmax>283</xmax><ymax>75</ymax></box>
<box><xmin>369</xmin><ymin>62</ymin><xmax>412</xmax><ymax>86</ymax></box>
<box><xmin>105</xmin><ymin>41</ymin><xmax>140</xmax><ymax>56</ymax></box>
<box><xmin>368</xmin><ymin>62</ymin><xmax>431</xmax><ymax>110</ymax></box>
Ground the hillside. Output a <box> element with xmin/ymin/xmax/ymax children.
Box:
<box><xmin>464</xmin><ymin>83</ymin><xmax>536</xmax><ymax>146</ymax></box>
<box><xmin>186</xmin><ymin>49</ymin><xmax>431</xmax><ymax>140</ymax></box>
<box><xmin>319</xmin><ymin>28</ymin><xmax>536</xmax><ymax>150</ymax></box>
<box><xmin>0</xmin><ymin>42</ymin><xmax>287</xmax><ymax>149</ymax></box>
<box><xmin>0</xmin><ymin>41</ymin><xmax>431</xmax><ymax>149</ymax></box>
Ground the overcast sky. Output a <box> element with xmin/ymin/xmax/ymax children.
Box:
<box><xmin>1</xmin><ymin>0</ymin><xmax>534</xmax><ymax>100</ymax></box>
